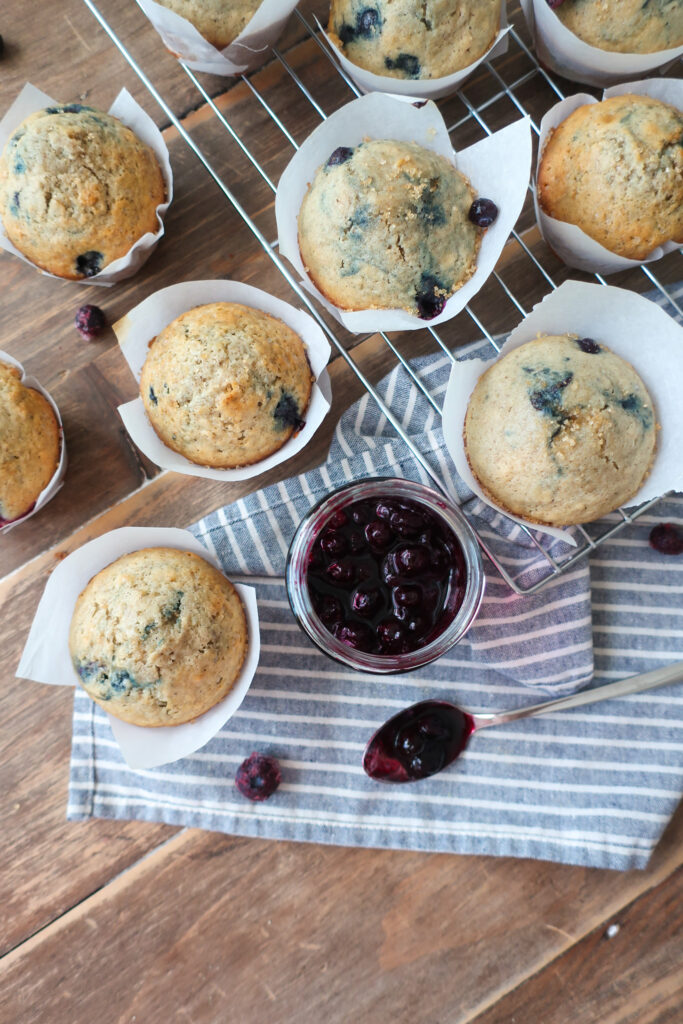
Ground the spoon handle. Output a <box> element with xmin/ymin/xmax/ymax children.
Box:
<box><xmin>473</xmin><ymin>661</ymin><xmax>683</xmax><ymax>729</ymax></box>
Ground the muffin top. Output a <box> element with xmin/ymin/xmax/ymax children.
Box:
<box><xmin>69</xmin><ymin>548</ymin><xmax>248</xmax><ymax>727</ymax></box>
<box><xmin>298</xmin><ymin>139</ymin><xmax>481</xmax><ymax>318</ymax></box>
<box><xmin>463</xmin><ymin>334</ymin><xmax>657</xmax><ymax>526</ymax></box>
<box><xmin>0</xmin><ymin>361</ymin><xmax>60</xmax><ymax>525</ymax></box>
<box><xmin>538</xmin><ymin>94</ymin><xmax>683</xmax><ymax>261</ymax></box>
<box><xmin>0</xmin><ymin>104</ymin><xmax>165</xmax><ymax>279</ymax></box>
<box><xmin>155</xmin><ymin>0</ymin><xmax>260</xmax><ymax>48</ymax></box>
<box><xmin>140</xmin><ymin>302</ymin><xmax>314</xmax><ymax>468</ymax></box>
<box><xmin>328</xmin><ymin>0</ymin><xmax>500</xmax><ymax>79</ymax></box>
<box><xmin>555</xmin><ymin>0</ymin><xmax>683</xmax><ymax>54</ymax></box>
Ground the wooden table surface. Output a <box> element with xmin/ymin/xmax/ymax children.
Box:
<box><xmin>1</xmin><ymin>2</ymin><xmax>681</xmax><ymax>1021</ymax></box>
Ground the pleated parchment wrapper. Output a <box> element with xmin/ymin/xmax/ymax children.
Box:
<box><xmin>534</xmin><ymin>78</ymin><xmax>683</xmax><ymax>275</ymax></box>
<box><xmin>136</xmin><ymin>0</ymin><xmax>299</xmax><ymax>74</ymax></box>
<box><xmin>0</xmin><ymin>349</ymin><xmax>67</xmax><ymax>534</ymax></box>
<box><xmin>521</xmin><ymin>0</ymin><xmax>683</xmax><ymax>88</ymax></box>
<box><xmin>0</xmin><ymin>83</ymin><xmax>173</xmax><ymax>286</ymax></box>
<box><xmin>276</xmin><ymin>92</ymin><xmax>532</xmax><ymax>334</ymax></box>
<box><xmin>114</xmin><ymin>279</ymin><xmax>332</xmax><ymax>482</ymax></box>
<box><xmin>442</xmin><ymin>281</ymin><xmax>683</xmax><ymax>543</ymax></box>
<box><xmin>317</xmin><ymin>2</ymin><xmax>509</xmax><ymax>101</ymax></box>
<box><xmin>17</xmin><ymin>527</ymin><xmax>261</xmax><ymax>770</ymax></box>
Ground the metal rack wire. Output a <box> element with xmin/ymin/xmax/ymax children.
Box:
<box><xmin>82</xmin><ymin>0</ymin><xmax>681</xmax><ymax>594</ymax></box>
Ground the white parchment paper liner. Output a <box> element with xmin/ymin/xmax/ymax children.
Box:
<box><xmin>0</xmin><ymin>84</ymin><xmax>173</xmax><ymax>287</ymax></box>
<box><xmin>136</xmin><ymin>0</ymin><xmax>299</xmax><ymax>74</ymax></box>
<box><xmin>17</xmin><ymin>527</ymin><xmax>261</xmax><ymax>769</ymax></box>
<box><xmin>276</xmin><ymin>93</ymin><xmax>532</xmax><ymax>333</ymax></box>
<box><xmin>442</xmin><ymin>281</ymin><xmax>683</xmax><ymax>542</ymax></box>
<box><xmin>534</xmin><ymin>79</ymin><xmax>683</xmax><ymax>275</ymax></box>
<box><xmin>316</xmin><ymin>3</ymin><xmax>509</xmax><ymax>101</ymax></box>
<box><xmin>521</xmin><ymin>0</ymin><xmax>683</xmax><ymax>88</ymax></box>
<box><xmin>0</xmin><ymin>350</ymin><xmax>67</xmax><ymax>535</ymax></box>
<box><xmin>114</xmin><ymin>279</ymin><xmax>332</xmax><ymax>481</ymax></box>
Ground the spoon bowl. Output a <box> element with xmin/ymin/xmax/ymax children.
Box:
<box><xmin>363</xmin><ymin>661</ymin><xmax>683</xmax><ymax>783</ymax></box>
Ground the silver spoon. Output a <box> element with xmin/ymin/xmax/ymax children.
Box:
<box><xmin>363</xmin><ymin>661</ymin><xmax>683</xmax><ymax>783</ymax></box>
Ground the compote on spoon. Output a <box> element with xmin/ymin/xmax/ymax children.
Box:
<box><xmin>363</xmin><ymin>661</ymin><xmax>683</xmax><ymax>783</ymax></box>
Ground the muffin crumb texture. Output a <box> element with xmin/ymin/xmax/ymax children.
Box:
<box><xmin>155</xmin><ymin>0</ymin><xmax>260</xmax><ymax>47</ymax></box>
<box><xmin>0</xmin><ymin>104</ymin><xmax>165</xmax><ymax>279</ymax></box>
<box><xmin>555</xmin><ymin>0</ymin><xmax>683</xmax><ymax>54</ymax></box>
<box><xmin>538</xmin><ymin>94</ymin><xmax>683</xmax><ymax>260</ymax></box>
<box><xmin>69</xmin><ymin>548</ymin><xmax>248</xmax><ymax>727</ymax></box>
<box><xmin>140</xmin><ymin>302</ymin><xmax>314</xmax><ymax>468</ymax></box>
<box><xmin>328</xmin><ymin>0</ymin><xmax>500</xmax><ymax>78</ymax></box>
<box><xmin>464</xmin><ymin>334</ymin><xmax>657</xmax><ymax>526</ymax></box>
<box><xmin>0</xmin><ymin>361</ymin><xmax>60</xmax><ymax>524</ymax></box>
<box><xmin>298</xmin><ymin>139</ymin><xmax>482</xmax><ymax>317</ymax></box>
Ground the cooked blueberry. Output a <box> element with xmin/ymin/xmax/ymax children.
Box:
<box><xmin>376</xmin><ymin>501</ymin><xmax>397</xmax><ymax>521</ymax></box>
<box><xmin>9</xmin><ymin>191</ymin><xmax>20</xmax><ymax>216</ymax></box>
<box><xmin>327</xmin><ymin>509</ymin><xmax>348</xmax><ymax>529</ymax></box>
<box><xmin>321</xmin><ymin>529</ymin><xmax>347</xmax><ymax>557</ymax></box>
<box><xmin>13</xmin><ymin>156</ymin><xmax>25</xmax><ymax>174</ymax></box>
<box><xmin>339</xmin><ymin>22</ymin><xmax>356</xmax><ymax>43</ymax></box>
<box><xmin>75</xmin><ymin>304</ymin><xmax>106</xmax><ymax>341</ymax></box>
<box><xmin>327</xmin><ymin>560</ymin><xmax>355</xmax><ymax>585</ymax></box>
<box><xmin>529</xmin><ymin>372</ymin><xmax>573</xmax><ymax>416</ymax></box>
<box><xmin>392</xmin><ymin>585</ymin><xmax>421</xmax><ymax>607</ymax></box>
<box><xmin>273</xmin><ymin>391</ymin><xmax>305</xmax><ymax>431</ymax></box>
<box><xmin>148</xmin><ymin>386</ymin><xmax>158</xmax><ymax>405</ymax></box>
<box><xmin>418</xmin><ymin>189</ymin><xmax>446</xmax><ymax>227</ymax></box>
<box><xmin>384</xmin><ymin>53</ymin><xmax>421</xmax><ymax>77</ymax></box>
<box><xmin>357</xmin><ymin>8</ymin><xmax>381</xmax><ymax>36</ymax></box>
<box><xmin>45</xmin><ymin>107</ymin><xmax>60</xmax><ymax>115</ymax></box>
<box><xmin>235</xmin><ymin>752</ymin><xmax>281</xmax><ymax>802</ymax></box>
<box><xmin>352</xmin><ymin>588</ymin><xmax>380</xmax><ymax>616</ymax></box>
<box><xmin>576</xmin><ymin>337</ymin><xmax>601</xmax><ymax>354</ymax></box>
<box><xmin>468</xmin><ymin>198</ymin><xmax>498</xmax><ymax>227</ymax></box>
<box><xmin>62</xmin><ymin>103</ymin><xmax>88</xmax><ymax>113</ymax></box>
<box><xmin>413</xmin><ymin>100</ymin><xmax>428</xmax><ymax>109</ymax></box>
<box><xmin>161</xmin><ymin>590</ymin><xmax>184</xmax><ymax>624</ymax></box>
<box><xmin>415</xmin><ymin>273</ymin><xmax>447</xmax><ymax>320</ymax></box>
<box><xmin>110</xmin><ymin>669</ymin><xmax>133</xmax><ymax>693</ymax></box>
<box><xmin>390</xmin><ymin>508</ymin><xmax>426</xmax><ymax>535</ymax></box>
<box><xmin>75</xmin><ymin>250</ymin><xmax>103</xmax><ymax>277</ymax></box>
<box><xmin>377</xmin><ymin>619</ymin><xmax>405</xmax><ymax>647</ymax></box>
<box><xmin>142</xmin><ymin>622</ymin><xmax>157</xmax><ymax>639</ymax></box>
<box><xmin>545</xmin><ymin>0</ymin><xmax>565</xmax><ymax>8</ymax></box>
<box><xmin>335</xmin><ymin>623</ymin><xmax>373</xmax><ymax>650</ymax></box>
<box><xmin>365</xmin><ymin>520</ymin><xmax>392</xmax><ymax>549</ymax></box>
<box><xmin>396</xmin><ymin>545</ymin><xmax>430</xmax><ymax>575</ymax></box>
<box><xmin>316</xmin><ymin>594</ymin><xmax>344</xmax><ymax>625</ymax></box>
<box><xmin>326</xmin><ymin>146</ymin><xmax>354</xmax><ymax>168</ymax></box>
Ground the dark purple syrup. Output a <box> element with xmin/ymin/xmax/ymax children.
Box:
<box><xmin>649</xmin><ymin>523</ymin><xmax>683</xmax><ymax>556</ymax></box>
<box><xmin>363</xmin><ymin>700</ymin><xmax>475</xmax><ymax>782</ymax></box>
<box><xmin>306</xmin><ymin>496</ymin><xmax>467</xmax><ymax>656</ymax></box>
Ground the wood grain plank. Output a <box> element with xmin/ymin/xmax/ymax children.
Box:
<box><xmin>1</xmin><ymin>812</ymin><xmax>682</xmax><ymax>1024</ymax></box>
<box><xmin>469</xmin><ymin>866</ymin><xmax>683</xmax><ymax>1024</ymax></box>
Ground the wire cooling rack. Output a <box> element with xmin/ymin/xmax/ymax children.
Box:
<box><xmin>82</xmin><ymin>0</ymin><xmax>681</xmax><ymax>594</ymax></box>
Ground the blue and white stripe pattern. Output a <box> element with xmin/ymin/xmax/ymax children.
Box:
<box><xmin>68</xmin><ymin>312</ymin><xmax>683</xmax><ymax>870</ymax></box>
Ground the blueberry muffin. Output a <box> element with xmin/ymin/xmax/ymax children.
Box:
<box><xmin>328</xmin><ymin>0</ymin><xmax>501</xmax><ymax>78</ymax></box>
<box><xmin>0</xmin><ymin>361</ymin><xmax>60</xmax><ymax>525</ymax></box>
<box><xmin>298</xmin><ymin>140</ymin><xmax>482</xmax><ymax>318</ymax></box>
<box><xmin>554</xmin><ymin>0</ymin><xmax>683</xmax><ymax>54</ymax></box>
<box><xmin>69</xmin><ymin>548</ymin><xmax>248</xmax><ymax>727</ymax></box>
<box><xmin>0</xmin><ymin>104</ymin><xmax>165</xmax><ymax>279</ymax></box>
<box><xmin>463</xmin><ymin>334</ymin><xmax>657</xmax><ymax>526</ymax></box>
<box><xmin>155</xmin><ymin>0</ymin><xmax>260</xmax><ymax>47</ymax></box>
<box><xmin>140</xmin><ymin>302</ymin><xmax>314</xmax><ymax>468</ymax></box>
<box><xmin>538</xmin><ymin>94</ymin><xmax>683</xmax><ymax>260</ymax></box>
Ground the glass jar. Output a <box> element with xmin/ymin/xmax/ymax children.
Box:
<box><xmin>286</xmin><ymin>477</ymin><xmax>485</xmax><ymax>674</ymax></box>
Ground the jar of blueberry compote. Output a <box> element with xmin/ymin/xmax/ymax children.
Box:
<box><xmin>286</xmin><ymin>478</ymin><xmax>485</xmax><ymax>673</ymax></box>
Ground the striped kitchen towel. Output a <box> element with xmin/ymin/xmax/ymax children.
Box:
<box><xmin>68</xmin><ymin>323</ymin><xmax>683</xmax><ymax>871</ymax></box>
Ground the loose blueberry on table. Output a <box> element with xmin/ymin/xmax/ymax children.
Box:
<box><xmin>235</xmin><ymin>752</ymin><xmax>282</xmax><ymax>801</ymax></box>
<box><xmin>363</xmin><ymin>700</ymin><xmax>474</xmax><ymax>782</ymax></box>
<box><xmin>649</xmin><ymin>523</ymin><xmax>683</xmax><ymax>556</ymax></box>
<box><xmin>75</xmin><ymin>304</ymin><xmax>106</xmax><ymax>341</ymax></box>
<box><xmin>306</xmin><ymin>496</ymin><xmax>467</xmax><ymax>655</ymax></box>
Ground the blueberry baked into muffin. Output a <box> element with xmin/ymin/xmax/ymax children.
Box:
<box><xmin>298</xmin><ymin>139</ymin><xmax>490</xmax><ymax>318</ymax></box>
<box><xmin>328</xmin><ymin>0</ymin><xmax>501</xmax><ymax>79</ymax></box>
<box><xmin>553</xmin><ymin>0</ymin><xmax>683</xmax><ymax>54</ymax></box>
<box><xmin>0</xmin><ymin>361</ymin><xmax>60</xmax><ymax>526</ymax></box>
<box><xmin>464</xmin><ymin>334</ymin><xmax>657</xmax><ymax>526</ymax></box>
<box><xmin>155</xmin><ymin>0</ymin><xmax>260</xmax><ymax>47</ymax></box>
<box><xmin>0</xmin><ymin>104</ymin><xmax>165</xmax><ymax>279</ymax></box>
<box><xmin>69</xmin><ymin>548</ymin><xmax>248</xmax><ymax>727</ymax></box>
<box><xmin>538</xmin><ymin>94</ymin><xmax>683</xmax><ymax>260</ymax></box>
<box><xmin>140</xmin><ymin>302</ymin><xmax>314</xmax><ymax>468</ymax></box>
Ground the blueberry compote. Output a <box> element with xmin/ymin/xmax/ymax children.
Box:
<box><xmin>363</xmin><ymin>700</ymin><xmax>474</xmax><ymax>782</ymax></box>
<box><xmin>306</xmin><ymin>496</ymin><xmax>467</xmax><ymax>656</ymax></box>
